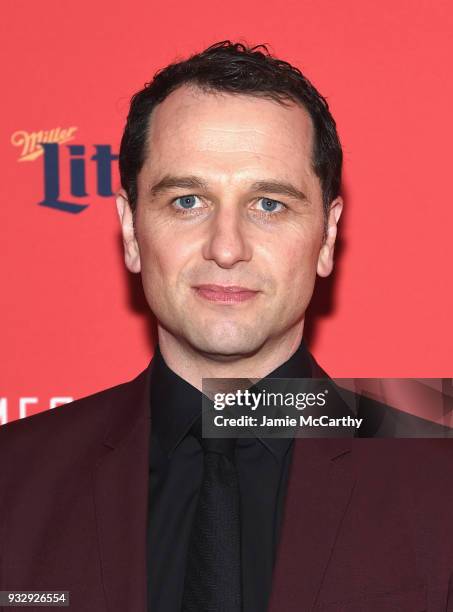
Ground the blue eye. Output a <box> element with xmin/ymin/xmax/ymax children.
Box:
<box><xmin>258</xmin><ymin>198</ymin><xmax>284</xmax><ymax>213</ymax></box>
<box><xmin>175</xmin><ymin>195</ymin><xmax>199</xmax><ymax>209</ymax></box>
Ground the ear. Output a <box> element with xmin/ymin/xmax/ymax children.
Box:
<box><xmin>116</xmin><ymin>190</ymin><xmax>141</xmax><ymax>273</ymax></box>
<box><xmin>317</xmin><ymin>196</ymin><xmax>343</xmax><ymax>278</ymax></box>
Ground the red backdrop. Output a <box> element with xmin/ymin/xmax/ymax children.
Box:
<box><xmin>1</xmin><ymin>0</ymin><xmax>452</xmax><ymax>424</ymax></box>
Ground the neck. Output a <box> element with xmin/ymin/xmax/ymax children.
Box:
<box><xmin>157</xmin><ymin>323</ymin><xmax>305</xmax><ymax>391</ymax></box>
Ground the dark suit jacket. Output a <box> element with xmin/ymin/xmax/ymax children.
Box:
<box><xmin>1</xmin><ymin>353</ymin><xmax>453</xmax><ymax>611</ymax></box>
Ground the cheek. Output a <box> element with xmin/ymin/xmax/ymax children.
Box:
<box><xmin>260</xmin><ymin>230</ymin><xmax>321</xmax><ymax>290</ymax></box>
<box><xmin>276</xmin><ymin>244</ymin><xmax>320</xmax><ymax>320</ymax></box>
<box><xmin>281</xmin><ymin>250</ymin><xmax>316</xmax><ymax>298</ymax></box>
<box><xmin>137</xmin><ymin>231</ymin><xmax>194</xmax><ymax>287</ymax></box>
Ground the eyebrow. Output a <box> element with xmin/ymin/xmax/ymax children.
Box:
<box><xmin>148</xmin><ymin>174</ymin><xmax>309</xmax><ymax>203</ymax></box>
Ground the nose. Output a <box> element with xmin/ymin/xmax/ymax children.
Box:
<box><xmin>202</xmin><ymin>205</ymin><xmax>253</xmax><ymax>268</ymax></box>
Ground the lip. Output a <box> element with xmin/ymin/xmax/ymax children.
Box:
<box><xmin>193</xmin><ymin>284</ymin><xmax>259</xmax><ymax>304</ymax></box>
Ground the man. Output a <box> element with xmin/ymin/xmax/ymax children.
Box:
<box><xmin>1</xmin><ymin>41</ymin><xmax>453</xmax><ymax>612</ymax></box>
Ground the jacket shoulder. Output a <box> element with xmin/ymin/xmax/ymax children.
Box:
<box><xmin>0</xmin><ymin>368</ymin><xmax>148</xmax><ymax>462</ymax></box>
<box><xmin>352</xmin><ymin>437</ymin><xmax>453</xmax><ymax>503</ymax></box>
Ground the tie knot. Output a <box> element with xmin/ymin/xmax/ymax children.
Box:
<box><xmin>190</xmin><ymin>416</ymin><xmax>237</xmax><ymax>460</ymax></box>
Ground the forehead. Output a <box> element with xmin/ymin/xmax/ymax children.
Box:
<box><xmin>143</xmin><ymin>84</ymin><xmax>316</xmax><ymax>185</ymax></box>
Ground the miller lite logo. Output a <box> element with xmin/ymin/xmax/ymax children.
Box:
<box><xmin>11</xmin><ymin>126</ymin><xmax>78</xmax><ymax>161</ymax></box>
<box><xmin>11</xmin><ymin>126</ymin><xmax>119</xmax><ymax>213</ymax></box>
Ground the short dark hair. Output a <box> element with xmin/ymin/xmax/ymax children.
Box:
<box><xmin>119</xmin><ymin>40</ymin><xmax>343</xmax><ymax>222</ymax></box>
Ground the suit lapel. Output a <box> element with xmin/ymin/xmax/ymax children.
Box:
<box><xmin>268</xmin><ymin>436</ymin><xmax>356</xmax><ymax>611</ymax></box>
<box><xmin>92</xmin><ymin>363</ymin><xmax>152</xmax><ymax>612</ymax></box>
<box><xmin>269</xmin><ymin>351</ymin><xmax>357</xmax><ymax>611</ymax></box>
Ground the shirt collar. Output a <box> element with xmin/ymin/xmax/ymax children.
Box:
<box><xmin>149</xmin><ymin>338</ymin><xmax>314</xmax><ymax>460</ymax></box>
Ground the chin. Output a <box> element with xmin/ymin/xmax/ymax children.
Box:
<box><xmin>186</xmin><ymin>321</ymin><xmax>267</xmax><ymax>359</ymax></box>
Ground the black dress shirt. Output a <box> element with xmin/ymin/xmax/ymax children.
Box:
<box><xmin>147</xmin><ymin>340</ymin><xmax>313</xmax><ymax>612</ymax></box>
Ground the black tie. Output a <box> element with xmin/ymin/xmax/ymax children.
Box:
<box><xmin>181</xmin><ymin>416</ymin><xmax>242</xmax><ymax>612</ymax></box>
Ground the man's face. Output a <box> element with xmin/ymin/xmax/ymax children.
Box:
<box><xmin>117</xmin><ymin>84</ymin><xmax>342</xmax><ymax>358</ymax></box>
